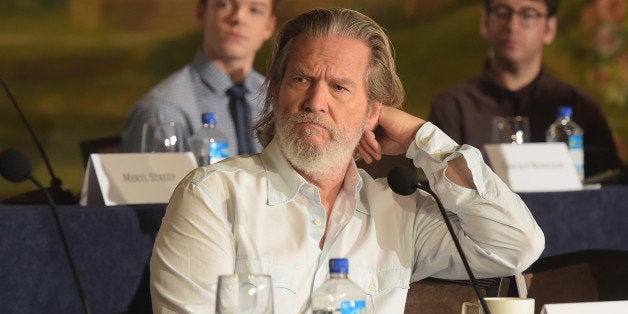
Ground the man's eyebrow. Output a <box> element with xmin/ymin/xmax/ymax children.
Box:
<box><xmin>291</xmin><ymin>66</ymin><xmax>309</xmax><ymax>77</ymax></box>
<box><xmin>332</xmin><ymin>76</ymin><xmax>356</xmax><ymax>89</ymax></box>
<box><xmin>288</xmin><ymin>65</ymin><xmax>357</xmax><ymax>88</ymax></box>
<box><xmin>249</xmin><ymin>0</ymin><xmax>271</xmax><ymax>8</ymax></box>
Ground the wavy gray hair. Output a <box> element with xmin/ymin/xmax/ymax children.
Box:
<box><xmin>254</xmin><ymin>7</ymin><xmax>405</xmax><ymax>146</ymax></box>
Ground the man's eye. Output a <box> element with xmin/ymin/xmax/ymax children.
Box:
<box><xmin>250</xmin><ymin>6</ymin><xmax>265</xmax><ymax>15</ymax></box>
<box><xmin>495</xmin><ymin>9</ymin><xmax>511</xmax><ymax>18</ymax></box>
<box><xmin>333</xmin><ymin>84</ymin><xmax>347</xmax><ymax>92</ymax></box>
<box><xmin>214</xmin><ymin>0</ymin><xmax>229</xmax><ymax>9</ymax></box>
<box><xmin>521</xmin><ymin>9</ymin><xmax>541</xmax><ymax>19</ymax></box>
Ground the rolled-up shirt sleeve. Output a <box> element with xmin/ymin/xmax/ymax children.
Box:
<box><xmin>407</xmin><ymin>122</ymin><xmax>545</xmax><ymax>280</ymax></box>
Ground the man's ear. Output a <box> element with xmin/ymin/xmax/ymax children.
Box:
<box><xmin>480</xmin><ymin>9</ymin><xmax>488</xmax><ymax>39</ymax></box>
<box><xmin>195</xmin><ymin>2</ymin><xmax>205</xmax><ymax>24</ymax></box>
<box><xmin>263</xmin><ymin>15</ymin><xmax>277</xmax><ymax>41</ymax></box>
<box><xmin>367</xmin><ymin>102</ymin><xmax>382</xmax><ymax>130</ymax></box>
<box><xmin>543</xmin><ymin>16</ymin><xmax>558</xmax><ymax>45</ymax></box>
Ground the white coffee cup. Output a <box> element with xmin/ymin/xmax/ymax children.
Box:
<box><xmin>462</xmin><ymin>297</ymin><xmax>534</xmax><ymax>314</ymax></box>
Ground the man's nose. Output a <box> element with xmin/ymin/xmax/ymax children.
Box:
<box><xmin>506</xmin><ymin>12</ymin><xmax>523</xmax><ymax>30</ymax></box>
<box><xmin>303</xmin><ymin>83</ymin><xmax>329</xmax><ymax>113</ymax></box>
<box><xmin>228</xmin><ymin>5</ymin><xmax>246</xmax><ymax>23</ymax></box>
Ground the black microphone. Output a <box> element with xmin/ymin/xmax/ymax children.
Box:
<box><xmin>0</xmin><ymin>148</ymin><xmax>91</xmax><ymax>314</ymax></box>
<box><xmin>388</xmin><ymin>166</ymin><xmax>491</xmax><ymax>314</ymax></box>
<box><xmin>0</xmin><ymin>148</ymin><xmax>32</xmax><ymax>183</ymax></box>
<box><xmin>0</xmin><ymin>78</ymin><xmax>77</xmax><ymax>204</ymax></box>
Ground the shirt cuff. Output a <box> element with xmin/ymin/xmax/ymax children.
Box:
<box><xmin>406</xmin><ymin>122</ymin><xmax>488</xmax><ymax>196</ymax></box>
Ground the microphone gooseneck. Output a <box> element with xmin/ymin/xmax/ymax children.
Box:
<box><xmin>388</xmin><ymin>166</ymin><xmax>491</xmax><ymax>314</ymax></box>
<box><xmin>0</xmin><ymin>78</ymin><xmax>77</xmax><ymax>204</ymax></box>
<box><xmin>0</xmin><ymin>149</ymin><xmax>91</xmax><ymax>314</ymax></box>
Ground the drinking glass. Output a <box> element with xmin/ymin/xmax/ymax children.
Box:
<box><xmin>491</xmin><ymin>116</ymin><xmax>530</xmax><ymax>144</ymax></box>
<box><xmin>215</xmin><ymin>274</ymin><xmax>273</xmax><ymax>314</ymax></box>
<box><xmin>140</xmin><ymin>122</ymin><xmax>184</xmax><ymax>152</ymax></box>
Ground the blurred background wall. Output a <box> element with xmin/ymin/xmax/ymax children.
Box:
<box><xmin>1</xmin><ymin>0</ymin><xmax>626</xmax><ymax>199</ymax></box>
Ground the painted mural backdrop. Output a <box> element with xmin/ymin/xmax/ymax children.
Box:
<box><xmin>1</xmin><ymin>0</ymin><xmax>625</xmax><ymax>199</ymax></box>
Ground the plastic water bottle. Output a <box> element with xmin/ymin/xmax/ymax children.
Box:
<box><xmin>311</xmin><ymin>258</ymin><xmax>367</xmax><ymax>314</ymax></box>
<box><xmin>189</xmin><ymin>112</ymin><xmax>229</xmax><ymax>166</ymax></box>
<box><xmin>546</xmin><ymin>106</ymin><xmax>584</xmax><ymax>181</ymax></box>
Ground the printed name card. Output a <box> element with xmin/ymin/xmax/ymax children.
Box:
<box><xmin>484</xmin><ymin>142</ymin><xmax>583</xmax><ymax>192</ymax></box>
<box><xmin>541</xmin><ymin>300</ymin><xmax>628</xmax><ymax>314</ymax></box>
<box><xmin>80</xmin><ymin>152</ymin><xmax>198</xmax><ymax>206</ymax></box>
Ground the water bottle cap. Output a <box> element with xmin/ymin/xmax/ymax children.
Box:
<box><xmin>202</xmin><ymin>112</ymin><xmax>217</xmax><ymax>125</ymax></box>
<box><xmin>329</xmin><ymin>258</ymin><xmax>349</xmax><ymax>274</ymax></box>
<box><xmin>558</xmin><ymin>106</ymin><xmax>572</xmax><ymax>119</ymax></box>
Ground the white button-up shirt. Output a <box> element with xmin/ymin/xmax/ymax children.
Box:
<box><xmin>150</xmin><ymin>122</ymin><xmax>544</xmax><ymax>313</ymax></box>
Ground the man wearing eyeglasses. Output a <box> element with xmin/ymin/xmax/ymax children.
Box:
<box><xmin>429</xmin><ymin>0</ymin><xmax>622</xmax><ymax>179</ymax></box>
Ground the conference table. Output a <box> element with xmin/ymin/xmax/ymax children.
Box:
<box><xmin>1</xmin><ymin>185</ymin><xmax>627</xmax><ymax>313</ymax></box>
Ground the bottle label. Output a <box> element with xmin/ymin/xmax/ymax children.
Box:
<box><xmin>340</xmin><ymin>300</ymin><xmax>366</xmax><ymax>314</ymax></box>
<box><xmin>568</xmin><ymin>134</ymin><xmax>583</xmax><ymax>150</ymax></box>
<box><xmin>209</xmin><ymin>142</ymin><xmax>229</xmax><ymax>164</ymax></box>
<box><xmin>568</xmin><ymin>134</ymin><xmax>584</xmax><ymax>181</ymax></box>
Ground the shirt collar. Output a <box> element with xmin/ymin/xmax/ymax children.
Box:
<box><xmin>480</xmin><ymin>61</ymin><xmax>547</xmax><ymax>111</ymax></box>
<box><xmin>191</xmin><ymin>50</ymin><xmax>232</xmax><ymax>93</ymax></box>
<box><xmin>344</xmin><ymin>160</ymin><xmax>363</xmax><ymax>198</ymax></box>
<box><xmin>260</xmin><ymin>139</ymin><xmax>307</xmax><ymax>205</ymax></box>
<box><xmin>191</xmin><ymin>49</ymin><xmax>258</xmax><ymax>95</ymax></box>
<box><xmin>480</xmin><ymin>60</ymin><xmax>546</xmax><ymax>92</ymax></box>
<box><xmin>260</xmin><ymin>138</ymin><xmax>364</xmax><ymax>206</ymax></box>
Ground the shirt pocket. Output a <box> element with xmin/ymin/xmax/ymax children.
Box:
<box><xmin>349</xmin><ymin>266</ymin><xmax>411</xmax><ymax>296</ymax></box>
<box><xmin>234</xmin><ymin>257</ymin><xmax>299</xmax><ymax>294</ymax></box>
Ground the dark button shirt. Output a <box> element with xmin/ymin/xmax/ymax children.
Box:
<box><xmin>429</xmin><ymin>63</ymin><xmax>622</xmax><ymax>177</ymax></box>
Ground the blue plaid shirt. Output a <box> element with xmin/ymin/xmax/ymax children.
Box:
<box><xmin>121</xmin><ymin>50</ymin><xmax>265</xmax><ymax>156</ymax></box>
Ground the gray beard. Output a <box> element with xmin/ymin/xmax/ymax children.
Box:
<box><xmin>276</xmin><ymin>112</ymin><xmax>365</xmax><ymax>179</ymax></box>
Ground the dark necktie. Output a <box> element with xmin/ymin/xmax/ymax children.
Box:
<box><xmin>226</xmin><ymin>84</ymin><xmax>255</xmax><ymax>154</ymax></box>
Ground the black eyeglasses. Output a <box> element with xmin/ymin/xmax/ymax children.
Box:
<box><xmin>488</xmin><ymin>5</ymin><xmax>548</xmax><ymax>27</ymax></box>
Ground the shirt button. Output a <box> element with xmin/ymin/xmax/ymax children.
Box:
<box><xmin>434</xmin><ymin>150</ymin><xmax>442</xmax><ymax>158</ymax></box>
<box><xmin>368</xmin><ymin>284</ymin><xmax>376</xmax><ymax>292</ymax></box>
<box><xmin>447</xmin><ymin>183</ymin><xmax>453</xmax><ymax>190</ymax></box>
<box><xmin>419</xmin><ymin>138</ymin><xmax>428</xmax><ymax>145</ymax></box>
<box><xmin>313</xmin><ymin>219</ymin><xmax>322</xmax><ymax>226</ymax></box>
<box><xmin>306</xmin><ymin>187</ymin><xmax>315</xmax><ymax>194</ymax></box>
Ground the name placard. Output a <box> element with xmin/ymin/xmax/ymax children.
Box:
<box><xmin>484</xmin><ymin>142</ymin><xmax>583</xmax><ymax>192</ymax></box>
<box><xmin>542</xmin><ymin>300</ymin><xmax>628</xmax><ymax>314</ymax></box>
<box><xmin>80</xmin><ymin>152</ymin><xmax>198</xmax><ymax>206</ymax></box>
